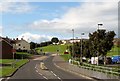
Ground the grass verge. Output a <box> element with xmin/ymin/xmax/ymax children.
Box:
<box><xmin>60</xmin><ymin>54</ymin><xmax>71</xmax><ymax>61</ymax></box>
<box><xmin>0</xmin><ymin>59</ymin><xmax>29</xmax><ymax>77</ymax></box>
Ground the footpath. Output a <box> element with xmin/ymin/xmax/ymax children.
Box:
<box><xmin>53</xmin><ymin>55</ymin><xmax>119</xmax><ymax>81</ymax></box>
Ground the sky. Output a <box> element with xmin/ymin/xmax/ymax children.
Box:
<box><xmin>0</xmin><ymin>0</ymin><xmax>119</xmax><ymax>43</ymax></box>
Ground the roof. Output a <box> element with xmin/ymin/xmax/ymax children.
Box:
<box><xmin>14</xmin><ymin>39</ymin><xmax>29</xmax><ymax>44</ymax></box>
<box><xmin>0</xmin><ymin>38</ymin><xmax>13</xmax><ymax>47</ymax></box>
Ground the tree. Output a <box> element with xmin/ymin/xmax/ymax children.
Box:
<box><xmin>82</xmin><ymin>40</ymin><xmax>91</xmax><ymax>58</ymax></box>
<box><xmin>68</xmin><ymin>29</ymin><xmax>116</xmax><ymax>65</ymax></box>
<box><xmin>51</xmin><ymin>37</ymin><xmax>59</xmax><ymax>44</ymax></box>
<box><xmin>30</xmin><ymin>42</ymin><xmax>36</xmax><ymax>49</ymax></box>
<box><xmin>39</xmin><ymin>41</ymin><xmax>52</xmax><ymax>47</ymax></box>
<box><xmin>89</xmin><ymin>29</ymin><xmax>116</xmax><ymax>65</ymax></box>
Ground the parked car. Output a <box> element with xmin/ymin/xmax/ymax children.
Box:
<box><xmin>112</xmin><ymin>56</ymin><xmax>120</xmax><ymax>64</ymax></box>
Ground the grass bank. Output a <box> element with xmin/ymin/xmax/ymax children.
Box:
<box><xmin>107</xmin><ymin>46</ymin><xmax>120</xmax><ymax>56</ymax></box>
<box><xmin>0</xmin><ymin>59</ymin><xmax>29</xmax><ymax>77</ymax></box>
<box><xmin>60</xmin><ymin>54</ymin><xmax>71</xmax><ymax>61</ymax></box>
<box><xmin>36</xmin><ymin>44</ymin><xmax>71</xmax><ymax>54</ymax></box>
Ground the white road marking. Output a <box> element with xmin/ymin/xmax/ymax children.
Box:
<box><xmin>53</xmin><ymin>74</ymin><xmax>57</xmax><ymax>76</ymax></box>
<box><xmin>50</xmin><ymin>71</ymin><xmax>62</xmax><ymax>80</ymax></box>
<box><xmin>35</xmin><ymin>65</ymin><xmax>37</xmax><ymax>68</ymax></box>
<box><xmin>54</xmin><ymin>62</ymin><xmax>93</xmax><ymax>80</ymax></box>
<box><xmin>0</xmin><ymin>78</ymin><xmax>4</xmax><ymax>81</ymax></box>
<box><xmin>50</xmin><ymin>71</ymin><xmax>57</xmax><ymax>76</ymax></box>
<box><xmin>39</xmin><ymin>73</ymin><xmax>43</xmax><ymax>76</ymax></box>
<box><xmin>57</xmin><ymin>77</ymin><xmax>62</xmax><ymax>80</ymax></box>
<box><xmin>36</xmin><ymin>70</ymin><xmax>38</xmax><ymax>73</ymax></box>
<box><xmin>50</xmin><ymin>71</ymin><xmax>54</xmax><ymax>74</ymax></box>
<box><xmin>43</xmin><ymin>76</ymin><xmax>48</xmax><ymax>79</ymax></box>
<box><xmin>3</xmin><ymin>77</ymin><xmax>11</xmax><ymax>81</ymax></box>
<box><xmin>7</xmin><ymin>77</ymin><xmax>10</xmax><ymax>79</ymax></box>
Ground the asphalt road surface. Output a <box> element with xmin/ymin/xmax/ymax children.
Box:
<box><xmin>43</xmin><ymin>56</ymin><xmax>94</xmax><ymax>80</ymax></box>
<box><xmin>2</xmin><ymin>55</ymin><xmax>94</xmax><ymax>81</ymax></box>
<box><xmin>10</xmin><ymin>60</ymin><xmax>44</xmax><ymax>79</ymax></box>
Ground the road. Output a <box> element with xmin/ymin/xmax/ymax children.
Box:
<box><xmin>44</xmin><ymin>56</ymin><xmax>86</xmax><ymax>79</ymax></box>
<box><xmin>2</xmin><ymin>55</ymin><xmax>94</xmax><ymax>81</ymax></box>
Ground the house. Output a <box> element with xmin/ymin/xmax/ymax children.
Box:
<box><xmin>13</xmin><ymin>38</ymin><xmax>30</xmax><ymax>52</ymax></box>
<box><xmin>0</xmin><ymin>37</ymin><xmax>13</xmax><ymax>59</ymax></box>
<box><xmin>60</xmin><ymin>40</ymin><xmax>70</xmax><ymax>45</ymax></box>
<box><xmin>69</xmin><ymin>39</ymin><xmax>81</xmax><ymax>43</ymax></box>
<box><xmin>60</xmin><ymin>38</ymin><xmax>88</xmax><ymax>45</ymax></box>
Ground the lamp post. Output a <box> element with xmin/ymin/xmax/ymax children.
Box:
<box><xmin>80</xmin><ymin>32</ymin><xmax>84</xmax><ymax>64</ymax></box>
<box><xmin>98</xmin><ymin>24</ymin><xmax>103</xmax><ymax>30</ymax></box>
<box><xmin>72</xmin><ymin>29</ymin><xmax>74</xmax><ymax>61</ymax></box>
<box><xmin>97</xmin><ymin>23</ymin><xmax>103</xmax><ymax>65</ymax></box>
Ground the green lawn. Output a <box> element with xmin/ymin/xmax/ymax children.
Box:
<box><xmin>0</xmin><ymin>59</ymin><xmax>15</xmax><ymax>64</ymax></box>
<box><xmin>107</xmin><ymin>46</ymin><xmax>120</xmax><ymax>56</ymax></box>
<box><xmin>60</xmin><ymin>54</ymin><xmax>71</xmax><ymax>61</ymax></box>
<box><xmin>0</xmin><ymin>59</ymin><xmax>29</xmax><ymax>77</ymax></box>
<box><xmin>36</xmin><ymin>44</ymin><xmax>71</xmax><ymax>54</ymax></box>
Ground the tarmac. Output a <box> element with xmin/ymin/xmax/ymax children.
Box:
<box><xmin>53</xmin><ymin>55</ymin><xmax>96</xmax><ymax>80</ymax></box>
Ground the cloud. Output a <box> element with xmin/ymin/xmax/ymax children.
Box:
<box><xmin>17</xmin><ymin>32</ymin><xmax>52</xmax><ymax>43</ymax></box>
<box><xmin>29</xmin><ymin>2</ymin><xmax>118</xmax><ymax>37</ymax></box>
<box><xmin>0</xmin><ymin>2</ymin><xmax>36</xmax><ymax>14</ymax></box>
<box><xmin>1</xmin><ymin>0</ymin><xmax>119</xmax><ymax>2</ymax></box>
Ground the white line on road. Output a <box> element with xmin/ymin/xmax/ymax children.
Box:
<box><xmin>43</xmin><ymin>76</ymin><xmax>48</xmax><ymax>80</ymax></box>
<box><xmin>50</xmin><ymin>71</ymin><xmax>57</xmax><ymax>76</ymax></box>
<box><xmin>38</xmin><ymin>73</ymin><xmax>43</xmax><ymax>76</ymax></box>
<box><xmin>57</xmin><ymin>77</ymin><xmax>62</xmax><ymax>81</ymax></box>
<box><xmin>54</xmin><ymin>62</ymin><xmax>94</xmax><ymax>80</ymax></box>
<box><xmin>35</xmin><ymin>64</ymin><xmax>38</xmax><ymax>69</ymax></box>
<box><xmin>50</xmin><ymin>71</ymin><xmax>54</xmax><ymax>74</ymax></box>
<box><xmin>36</xmin><ymin>70</ymin><xmax>38</xmax><ymax>73</ymax></box>
<box><xmin>0</xmin><ymin>78</ymin><xmax>4</xmax><ymax>81</ymax></box>
<box><xmin>3</xmin><ymin>77</ymin><xmax>11</xmax><ymax>81</ymax></box>
<box><xmin>50</xmin><ymin>71</ymin><xmax>62</xmax><ymax>80</ymax></box>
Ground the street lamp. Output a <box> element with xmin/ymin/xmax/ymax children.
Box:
<box><xmin>72</xmin><ymin>29</ymin><xmax>74</xmax><ymax>61</ymax></box>
<box><xmin>97</xmin><ymin>23</ymin><xmax>104</xmax><ymax>65</ymax></box>
<box><xmin>80</xmin><ymin>32</ymin><xmax>85</xmax><ymax>64</ymax></box>
<box><xmin>98</xmin><ymin>24</ymin><xmax>103</xmax><ymax>30</ymax></box>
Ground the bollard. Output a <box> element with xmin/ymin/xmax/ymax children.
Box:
<box><xmin>40</xmin><ymin>62</ymin><xmax>48</xmax><ymax>70</ymax></box>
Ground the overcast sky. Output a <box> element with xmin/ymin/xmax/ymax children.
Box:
<box><xmin>0</xmin><ymin>0</ymin><xmax>119</xmax><ymax>43</ymax></box>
